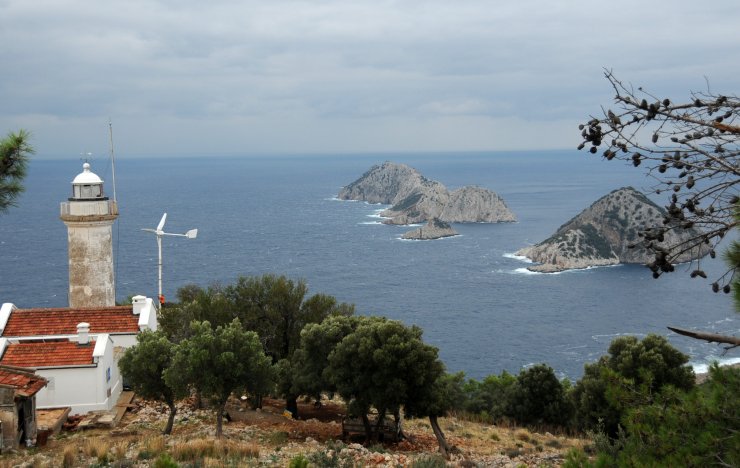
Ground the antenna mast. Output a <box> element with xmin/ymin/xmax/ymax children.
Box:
<box><xmin>108</xmin><ymin>119</ymin><xmax>117</xmax><ymax>202</ymax></box>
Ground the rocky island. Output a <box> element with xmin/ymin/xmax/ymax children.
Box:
<box><xmin>401</xmin><ymin>218</ymin><xmax>458</xmax><ymax>240</ymax></box>
<box><xmin>338</xmin><ymin>162</ymin><xmax>515</xmax><ymax>239</ymax></box>
<box><xmin>516</xmin><ymin>187</ymin><xmax>705</xmax><ymax>272</ymax></box>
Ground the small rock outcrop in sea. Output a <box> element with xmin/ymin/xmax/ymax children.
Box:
<box><xmin>338</xmin><ymin>162</ymin><xmax>516</xmax><ymax>227</ymax></box>
<box><xmin>516</xmin><ymin>187</ymin><xmax>706</xmax><ymax>273</ymax></box>
<box><xmin>401</xmin><ymin>218</ymin><xmax>458</xmax><ymax>240</ymax></box>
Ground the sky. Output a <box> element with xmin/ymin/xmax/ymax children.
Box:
<box><xmin>1</xmin><ymin>0</ymin><xmax>739</xmax><ymax>157</ymax></box>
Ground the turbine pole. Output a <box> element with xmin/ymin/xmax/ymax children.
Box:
<box><xmin>157</xmin><ymin>234</ymin><xmax>163</xmax><ymax>304</ymax></box>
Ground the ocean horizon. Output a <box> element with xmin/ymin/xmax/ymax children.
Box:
<box><xmin>1</xmin><ymin>150</ymin><xmax>738</xmax><ymax>379</ymax></box>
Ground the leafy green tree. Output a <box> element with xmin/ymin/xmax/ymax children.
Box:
<box><xmin>159</xmin><ymin>284</ymin><xmax>234</xmax><ymax>342</ymax></box>
<box><xmin>507</xmin><ymin>364</ymin><xmax>573</xmax><ymax>426</ymax></box>
<box><xmin>0</xmin><ymin>129</ymin><xmax>34</xmax><ymax>214</ymax></box>
<box><xmin>119</xmin><ymin>331</ymin><xmax>184</xmax><ymax>434</ymax></box>
<box><xmin>461</xmin><ymin>372</ymin><xmax>516</xmax><ymax>421</ymax></box>
<box><xmin>325</xmin><ymin>317</ymin><xmax>453</xmax><ymax>454</ymax></box>
<box><xmin>614</xmin><ymin>364</ymin><xmax>740</xmax><ymax>466</ymax></box>
<box><xmin>164</xmin><ymin>319</ymin><xmax>274</xmax><ymax>437</ymax></box>
<box><xmin>226</xmin><ymin>274</ymin><xmax>353</xmax><ymax>415</ymax></box>
<box><xmin>227</xmin><ymin>274</ymin><xmax>354</xmax><ymax>361</ymax></box>
<box><xmin>572</xmin><ymin>334</ymin><xmax>694</xmax><ymax>436</ymax></box>
<box><xmin>290</xmin><ymin>315</ymin><xmax>362</xmax><ymax>403</ymax></box>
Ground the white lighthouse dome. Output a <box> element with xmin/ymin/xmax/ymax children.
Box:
<box><xmin>72</xmin><ymin>162</ymin><xmax>104</xmax><ymax>184</ymax></box>
<box><xmin>70</xmin><ymin>162</ymin><xmax>105</xmax><ymax>199</ymax></box>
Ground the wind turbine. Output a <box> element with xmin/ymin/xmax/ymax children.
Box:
<box><xmin>142</xmin><ymin>213</ymin><xmax>198</xmax><ymax>304</ymax></box>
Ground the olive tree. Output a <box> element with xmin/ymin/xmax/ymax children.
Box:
<box><xmin>325</xmin><ymin>317</ymin><xmax>453</xmax><ymax>454</ymax></box>
<box><xmin>225</xmin><ymin>274</ymin><xmax>353</xmax><ymax>415</ymax></box>
<box><xmin>119</xmin><ymin>331</ymin><xmax>184</xmax><ymax>434</ymax></box>
<box><xmin>164</xmin><ymin>319</ymin><xmax>274</xmax><ymax>437</ymax></box>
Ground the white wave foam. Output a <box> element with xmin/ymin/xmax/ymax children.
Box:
<box><xmin>512</xmin><ymin>267</ymin><xmax>542</xmax><ymax>275</ymax></box>
<box><xmin>691</xmin><ymin>356</ymin><xmax>740</xmax><ymax>374</ymax></box>
<box><xmin>503</xmin><ymin>252</ymin><xmax>533</xmax><ymax>263</ymax></box>
<box><xmin>358</xmin><ymin>221</ymin><xmax>383</xmax><ymax>225</ymax></box>
<box><xmin>367</xmin><ymin>210</ymin><xmax>390</xmax><ymax>219</ymax></box>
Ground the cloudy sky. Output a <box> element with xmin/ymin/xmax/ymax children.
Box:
<box><xmin>1</xmin><ymin>0</ymin><xmax>738</xmax><ymax>157</ymax></box>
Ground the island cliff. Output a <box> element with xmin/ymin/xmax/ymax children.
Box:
<box><xmin>516</xmin><ymin>187</ymin><xmax>706</xmax><ymax>272</ymax></box>
<box><xmin>338</xmin><ymin>162</ymin><xmax>516</xmax><ymax>228</ymax></box>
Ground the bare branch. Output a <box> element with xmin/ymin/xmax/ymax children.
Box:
<box><xmin>667</xmin><ymin>326</ymin><xmax>740</xmax><ymax>347</ymax></box>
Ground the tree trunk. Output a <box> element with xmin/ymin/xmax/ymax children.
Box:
<box><xmin>250</xmin><ymin>393</ymin><xmax>263</xmax><ymax>410</ymax></box>
<box><xmin>193</xmin><ymin>389</ymin><xmax>203</xmax><ymax>409</ymax></box>
<box><xmin>286</xmin><ymin>395</ymin><xmax>299</xmax><ymax>419</ymax></box>
<box><xmin>394</xmin><ymin>409</ymin><xmax>410</xmax><ymax>441</ymax></box>
<box><xmin>163</xmin><ymin>401</ymin><xmax>177</xmax><ymax>435</ymax></box>
<box><xmin>361</xmin><ymin>413</ymin><xmax>373</xmax><ymax>442</ymax></box>
<box><xmin>215</xmin><ymin>403</ymin><xmax>224</xmax><ymax>438</ymax></box>
<box><xmin>429</xmin><ymin>415</ymin><xmax>450</xmax><ymax>458</ymax></box>
<box><xmin>373</xmin><ymin>409</ymin><xmax>386</xmax><ymax>442</ymax></box>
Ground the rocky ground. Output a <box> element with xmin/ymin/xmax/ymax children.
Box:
<box><xmin>1</xmin><ymin>397</ymin><xmax>589</xmax><ymax>467</ymax></box>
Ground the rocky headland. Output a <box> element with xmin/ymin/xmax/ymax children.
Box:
<box><xmin>516</xmin><ymin>187</ymin><xmax>705</xmax><ymax>273</ymax></box>
<box><xmin>401</xmin><ymin>218</ymin><xmax>458</xmax><ymax>240</ymax></box>
<box><xmin>338</xmin><ymin>162</ymin><xmax>516</xmax><ymax>235</ymax></box>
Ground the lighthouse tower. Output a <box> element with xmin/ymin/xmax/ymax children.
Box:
<box><xmin>60</xmin><ymin>162</ymin><xmax>119</xmax><ymax>308</ymax></box>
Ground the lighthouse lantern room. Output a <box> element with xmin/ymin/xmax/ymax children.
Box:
<box><xmin>60</xmin><ymin>162</ymin><xmax>119</xmax><ymax>308</ymax></box>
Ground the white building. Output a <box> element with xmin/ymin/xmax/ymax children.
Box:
<box><xmin>0</xmin><ymin>325</ymin><xmax>118</xmax><ymax>415</ymax></box>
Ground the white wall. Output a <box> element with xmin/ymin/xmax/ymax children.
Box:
<box><xmin>34</xmin><ymin>335</ymin><xmax>122</xmax><ymax>415</ymax></box>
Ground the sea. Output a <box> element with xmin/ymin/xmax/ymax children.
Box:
<box><xmin>1</xmin><ymin>150</ymin><xmax>738</xmax><ymax>380</ymax></box>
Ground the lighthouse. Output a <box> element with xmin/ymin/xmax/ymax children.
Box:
<box><xmin>60</xmin><ymin>162</ymin><xmax>119</xmax><ymax>308</ymax></box>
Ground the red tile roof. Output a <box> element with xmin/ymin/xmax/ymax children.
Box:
<box><xmin>0</xmin><ymin>340</ymin><xmax>96</xmax><ymax>368</ymax></box>
<box><xmin>2</xmin><ymin>306</ymin><xmax>138</xmax><ymax>337</ymax></box>
<box><xmin>0</xmin><ymin>365</ymin><xmax>47</xmax><ymax>397</ymax></box>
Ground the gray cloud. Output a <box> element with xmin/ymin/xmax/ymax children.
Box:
<box><xmin>1</xmin><ymin>0</ymin><xmax>738</xmax><ymax>155</ymax></box>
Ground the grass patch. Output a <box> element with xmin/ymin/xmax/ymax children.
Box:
<box><xmin>267</xmin><ymin>430</ymin><xmax>289</xmax><ymax>446</ymax></box>
<box><xmin>138</xmin><ymin>435</ymin><xmax>166</xmax><ymax>460</ymax></box>
<box><xmin>83</xmin><ymin>437</ymin><xmax>110</xmax><ymax>463</ymax></box>
<box><xmin>171</xmin><ymin>438</ymin><xmax>259</xmax><ymax>463</ymax></box>
<box><xmin>411</xmin><ymin>453</ymin><xmax>447</xmax><ymax>468</ymax></box>
<box><xmin>545</xmin><ymin>438</ymin><xmax>563</xmax><ymax>449</ymax></box>
<box><xmin>514</xmin><ymin>429</ymin><xmax>531</xmax><ymax>442</ymax></box>
<box><xmin>61</xmin><ymin>445</ymin><xmax>77</xmax><ymax>468</ymax></box>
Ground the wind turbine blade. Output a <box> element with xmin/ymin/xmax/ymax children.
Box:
<box><xmin>141</xmin><ymin>228</ymin><xmax>157</xmax><ymax>233</ymax></box>
<box><xmin>156</xmin><ymin>213</ymin><xmax>167</xmax><ymax>231</ymax></box>
<box><xmin>186</xmin><ymin>229</ymin><xmax>198</xmax><ymax>239</ymax></box>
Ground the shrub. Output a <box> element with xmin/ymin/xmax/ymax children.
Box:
<box><xmin>153</xmin><ymin>453</ymin><xmax>180</xmax><ymax>468</ymax></box>
<box><xmin>613</xmin><ymin>364</ymin><xmax>740</xmax><ymax>466</ymax></box>
<box><xmin>572</xmin><ymin>334</ymin><xmax>694</xmax><ymax>435</ymax></box>
<box><xmin>411</xmin><ymin>453</ymin><xmax>447</xmax><ymax>468</ymax></box>
<box><xmin>508</xmin><ymin>364</ymin><xmax>573</xmax><ymax>426</ymax></box>
<box><xmin>267</xmin><ymin>430</ymin><xmax>289</xmax><ymax>446</ymax></box>
<box><xmin>462</xmin><ymin>371</ymin><xmax>515</xmax><ymax>420</ymax></box>
<box><xmin>289</xmin><ymin>454</ymin><xmax>310</xmax><ymax>468</ymax></box>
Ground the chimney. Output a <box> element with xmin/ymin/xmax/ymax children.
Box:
<box><xmin>132</xmin><ymin>295</ymin><xmax>147</xmax><ymax>315</ymax></box>
<box><xmin>77</xmin><ymin>322</ymin><xmax>90</xmax><ymax>345</ymax></box>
